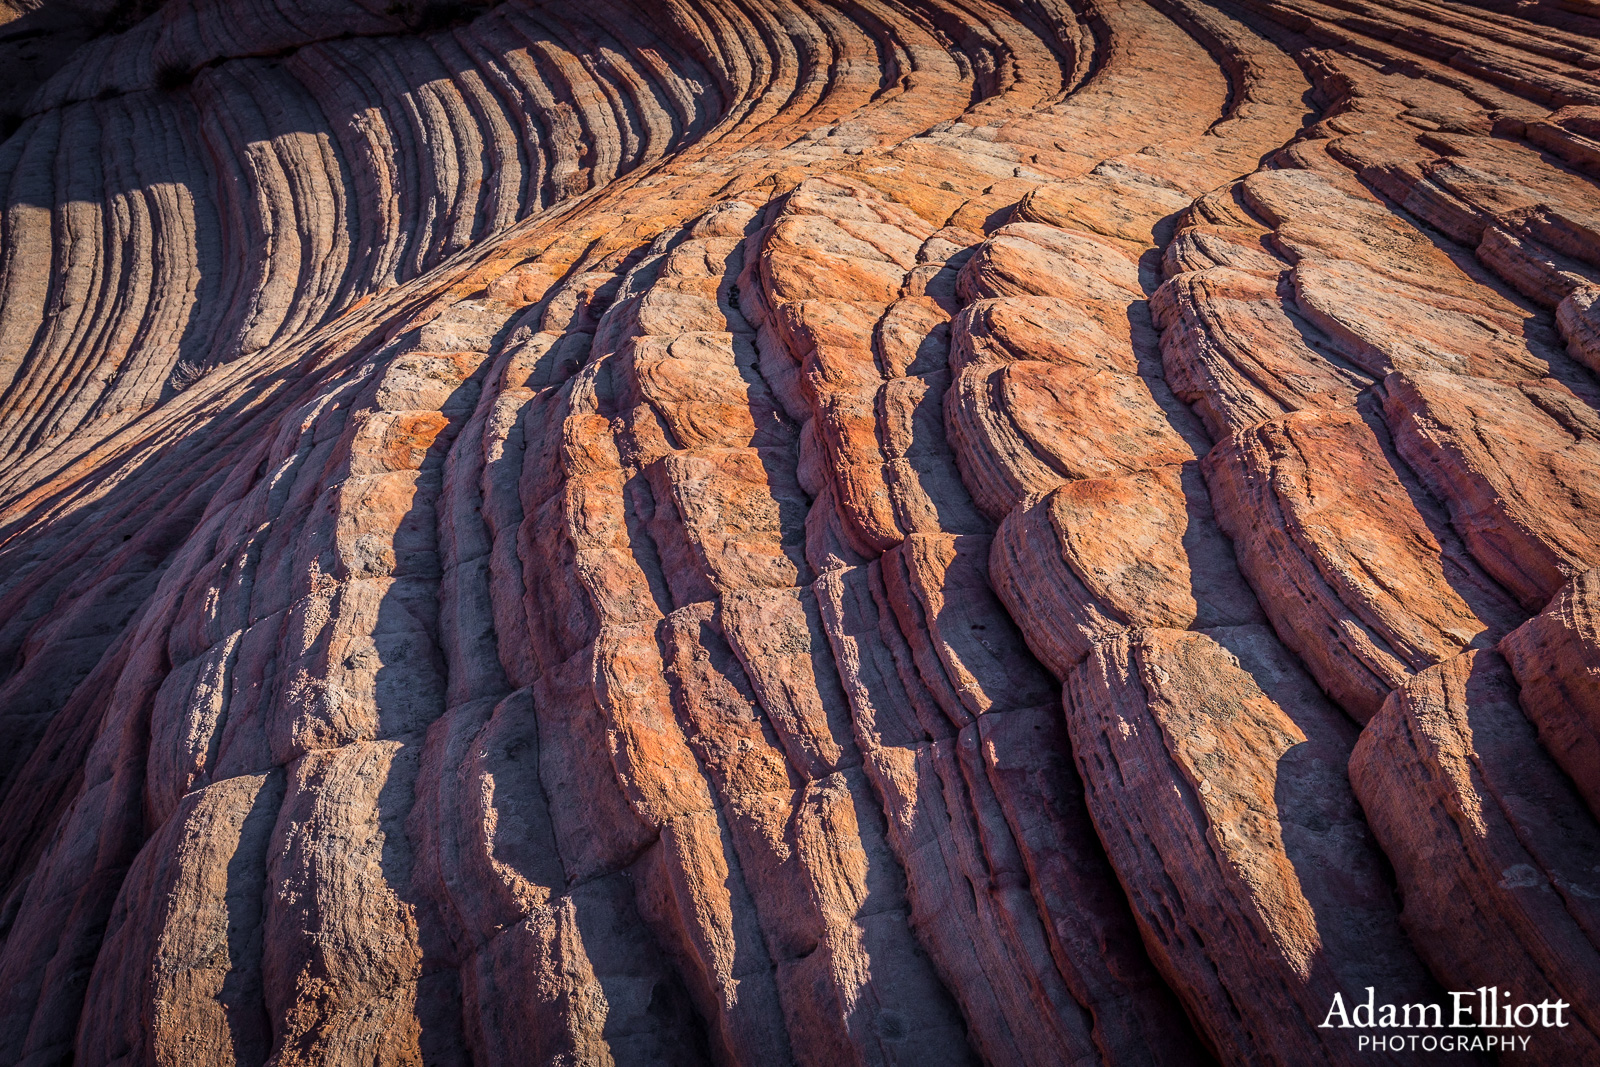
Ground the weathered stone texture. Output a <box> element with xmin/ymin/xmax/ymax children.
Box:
<box><xmin>2</xmin><ymin>0</ymin><xmax>1599</xmax><ymax>1064</ymax></box>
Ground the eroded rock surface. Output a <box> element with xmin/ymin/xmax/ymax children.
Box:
<box><xmin>2</xmin><ymin>1</ymin><xmax>1600</xmax><ymax>1065</ymax></box>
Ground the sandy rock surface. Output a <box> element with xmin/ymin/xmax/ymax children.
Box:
<box><xmin>0</xmin><ymin>0</ymin><xmax>1598</xmax><ymax>1064</ymax></box>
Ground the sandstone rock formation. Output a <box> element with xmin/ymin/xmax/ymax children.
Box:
<box><xmin>1</xmin><ymin>0</ymin><xmax>1598</xmax><ymax>1064</ymax></box>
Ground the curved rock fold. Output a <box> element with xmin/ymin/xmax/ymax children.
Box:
<box><xmin>2</xmin><ymin>0</ymin><xmax>1600</xmax><ymax>1064</ymax></box>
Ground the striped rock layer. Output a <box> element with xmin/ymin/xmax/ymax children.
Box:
<box><xmin>2</xmin><ymin>0</ymin><xmax>1600</xmax><ymax>1064</ymax></box>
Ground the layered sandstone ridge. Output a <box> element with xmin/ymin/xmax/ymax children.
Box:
<box><xmin>1</xmin><ymin>0</ymin><xmax>1599</xmax><ymax>1064</ymax></box>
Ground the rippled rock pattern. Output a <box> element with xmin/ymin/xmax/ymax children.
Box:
<box><xmin>1</xmin><ymin>0</ymin><xmax>1599</xmax><ymax>1064</ymax></box>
